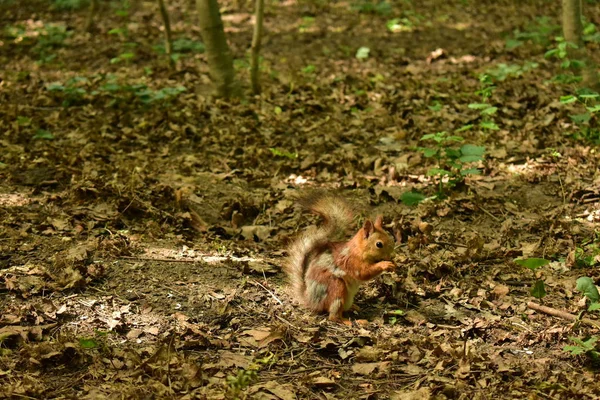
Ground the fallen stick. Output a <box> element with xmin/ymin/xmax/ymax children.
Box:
<box><xmin>527</xmin><ymin>301</ymin><xmax>600</xmax><ymax>329</ymax></box>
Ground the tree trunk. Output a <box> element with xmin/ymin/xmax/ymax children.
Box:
<box><xmin>196</xmin><ymin>0</ymin><xmax>238</xmax><ymax>98</ymax></box>
<box><xmin>85</xmin><ymin>0</ymin><xmax>98</xmax><ymax>32</ymax></box>
<box><xmin>250</xmin><ymin>0</ymin><xmax>264</xmax><ymax>95</ymax></box>
<box><xmin>562</xmin><ymin>0</ymin><xmax>598</xmax><ymax>88</ymax></box>
<box><xmin>157</xmin><ymin>0</ymin><xmax>174</xmax><ymax>66</ymax></box>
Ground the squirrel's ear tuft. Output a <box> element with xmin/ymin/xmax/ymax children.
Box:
<box><xmin>363</xmin><ymin>220</ymin><xmax>374</xmax><ymax>238</ymax></box>
<box><xmin>374</xmin><ymin>215</ymin><xmax>383</xmax><ymax>229</ymax></box>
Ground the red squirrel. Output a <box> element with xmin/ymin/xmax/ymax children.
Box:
<box><xmin>285</xmin><ymin>192</ymin><xmax>395</xmax><ymax>325</ymax></box>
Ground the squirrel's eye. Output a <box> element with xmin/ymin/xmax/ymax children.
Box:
<box><xmin>376</xmin><ymin>241</ymin><xmax>383</xmax><ymax>248</ymax></box>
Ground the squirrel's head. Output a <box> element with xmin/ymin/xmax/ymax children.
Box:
<box><xmin>360</xmin><ymin>215</ymin><xmax>394</xmax><ymax>262</ymax></box>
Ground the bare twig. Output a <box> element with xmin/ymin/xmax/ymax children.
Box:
<box><xmin>249</xmin><ymin>280</ymin><xmax>283</xmax><ymax>305</ymax></box>
<box><xmin>527</xmin><ymin>301</ymin><xmax>600</xmax><ymax>329</ymax></box>
<box><xmin>477</xmin><ymin>204</ymin><xmax>500</xmax><ymax>222</ymax></box>
<box><xmin>119</xmin><ymin>256</ymin><xmax>201</xmax><ymax>263</ymax></box>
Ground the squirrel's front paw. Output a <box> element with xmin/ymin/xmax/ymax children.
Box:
<box><xmin>380</xmin><ymin>261</ymin><xmax>395</xmax><ymax>271</ymax></box>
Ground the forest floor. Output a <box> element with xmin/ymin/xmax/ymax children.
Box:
<box><xmin>2</xmin><ymin>0</ymin><xmax>600</xmax><ymax>398</ymax></box>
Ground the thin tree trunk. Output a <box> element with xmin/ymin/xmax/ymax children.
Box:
<box><xmin>196</xmin><ymin>0</ymin><xmax>238</xmax><ymax>98</ymax></box>
<box><xmin>562</xmin><ymin>0</ymin><xmax>599</xmax><ymax>88</ymax></box>
<box><xmin>250</xmin><ymin>0</ymin><xmax>264</xmax><ymax>95</ymax></box>
<box><xmin>85</xmin><ymin>0</ymin><xmax>98</xmax><ymax>32</ymax></box>
<box><xmin>157</xmin><ymin>0</ymin><xmax>174</xmax><ymax>66</ymax></box>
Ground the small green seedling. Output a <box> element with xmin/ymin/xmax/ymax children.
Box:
<box><xmin>559</xmin><ymin>90</ymin><xmax>600</xmax><ymax>144</ymax></box>
<box><xmin>468</xmin><ymin>74</ymin><xmax>499</xmax><ymax>131</ymax></box>
<box><xmin>576</xmin><ymin>276</ymin><xmax>600</xmax><ymax>311</ymax></box>
<box><xmin>515</xmin><ymin>257</ymin><xmax>550</xmax><ymax>299</ymax></box>
<box><xmin>419</xmin><ymin>131</ymin><xmax>485</xmax><ymax>195</ymax></box>
<box><xmin>227</xmin><ymin>368</ymin><xmax>258</xmax><ymax>398</ymax></box>
<box><xmin>564</xmin><ymin>336</ymin><xmax>599</xmax><ymax>360</ymax></box>
<box><xmin>269</xmin><ymin>148</ymin><xmax>298</xmax><ymax>159</ymax></box>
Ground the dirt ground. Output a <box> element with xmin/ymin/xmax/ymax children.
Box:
<box><xmin>2</xmin><ymin>0</ymin><xmax>600</xmax><ymax>398</ymax></box>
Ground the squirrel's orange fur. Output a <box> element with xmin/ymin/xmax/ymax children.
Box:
<box><xmin>285</xmin><ymin>193</ymin><xmax>395</xmax><ymax>325</ymax></box>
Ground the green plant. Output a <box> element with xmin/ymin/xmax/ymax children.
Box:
<box><xmin>505</xmin><ymin>16</ymin><xmax>560</xmax><ymax>49</ymax></box>
<box><xmin>154</xmin><ymin>37</ymin><xmax>205</xmax><ymax>62</ymax></box>
<box><xmin>576</xmin><ymin>276</ymin><xmax>600</xmax><ymax>310</ymax></box>
<box><xmin>46</xmin><ymin>77</ymin><xmax>90</xmax><ymax>106</ymax></box>
<box><xmin>514</xmin><ymin>257</ymin><xmax>550</xmax><ymax>299</ymax></box>
<box><xmin>269</xmin><ymin>148</ymin><xmax>298</xmax><ymax>159</ymax></box>
<box><xmin>559</xmin><ymin>90</ymin><xmax>600</xmax><ymax>144</ymax></box>
<box><xmin>298</xmin><ymin>16</ymin><xmax>315</xmax><ymax>33</ymax></box>
<box><xmin>564</xmin><ymin>336</ymin><xmax>600</xmax><ymax>359</ymax></box>
<box><xmin>355</xmin><ymin>46</ymin><xmax>370</xmax><ymax>59</ymax></box>
<box><xmin>563</xmin><ymin>278</ymin><xmax>600</xmax><ymax>362</ymax></box>
<box><xmin>110</xmin><ymin>51</ymin><xmax>135</xmax><ymax>64</ymax></box>
<box><xmin>418</xmin><ymin>131</ymin><xmax>485</xmax><ymax>195</ymax></box>
<box><xmin>301</xmin><ymin>64</ymin><xmax>316</xmax><ymax>74</ymax></box>
<box><xmin>545</xmin><ymin>36</ymin><xmax>582</xmax><ymax>69</ymax></box>
<box><xmin>485</xmin><ymin>62</ymin><xmax>539</xmax><ymax>82</ymax></box>
<box><xmin>226</xmin><ymin>368</ymin><xmax>257</xmax><ymax>398</ymax></box>
<box><xmin>467</xmin><ymin>74</ymin><xmax>499</xmax><ymax>131</ymax></box>
<box><xmin>5</xmin><ymin>21</ymin><xmax>71</xmax><ymax>63</ymax></box>
<box><xmin>46</xmin><ymin>74</ymin><xmax>187</xmax><ymax>108</ymax></box>
<box><xmin>387</xmin><ymin>17</ymin><xmax>414</xmax><ymax>32</ymax></box>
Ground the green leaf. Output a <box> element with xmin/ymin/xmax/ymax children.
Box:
<box><xmin>454</xmin><ymin>124</ymin><xmax>473</xmax><ymax>133</ymax></box>
<box><xmin>428</xmin><ymin>101</ymin><xmax>442</xmax><ymax>112</ymax></box>
<box><xmin>530</xmin><ymin>280</ymin><xmax>546</xmax><ymax>299</ymax></box>
<box><xmin>460</xmin><ymin>168</ymin><xmax>481</xmax><ymax>176</ymax></box>
<box><xmin>422</xmin><ymin>148</ymin><xmax>438</xmax><ymax>158</ymax></box>
<box><xmin>445</xmin><ymin>148</ymin><xmax>461</xmax><ymax>159</ymax></box>
<box><xmin>560</xmin><ymin>95</ymin><xmax>577</xmax><ymax>104</ymax></box>
<box><xmin>505</xmin><ymin>39</ymin><xmax>523</xmax><ymax>50</ymax></box>
<box><xmin>563</xmin><ymin>344</ymin><xmax>587</xmax><ymax>355</ymax></box>
<box><xmin>586</xmin><ymin>105</ymin><xmax>600</xmax><ymax>113</ymax></box>
<box><xmin>589</xmin><ymin>302</ymin><xmax>600</xmax><ymax>312</ymax></box>
<box><xmin>515</xmin><ymin>257</ymin><xmax>550</xmax><ymax>270</ymax></box>
<box><xmin>420</xmin><ymin>133</ymin><xmax>437</xmax><ymax>141</ymax></box>
<box><xmin>269</xmin><ymin>148</ymin><xmax>297</xmax><ymax>159</ymax></box>
<box><xmin>460</xmin><ymin>144</ymin><xmax>486</xmax><ymax>157</ymax></box>
<box><xmin>578</xmin><ymin>93</ymin><xmax>599</xmax><ymax>99</ymax></box>
<box><xmin>570</xmin><ymin>113</ymin><xmax>592</xmax><ymax>124</ymax></box>
<box><xmin>459</xmin><ymin>155</ymin><xmax>483</xmax><ymax>163</ymax></box>
<box><xmin>468</xmin><ymin>103</ymin><xmax>491</xmax><ymax>110</ymax></box>
<box><xmin>355</xmin><ymin>46</ymin><xmax>370</xmax><ymax>59</ymax></box>
<box><xmin>79</xmin><ymin>338</ymin><xmax>98</xmax><ymax>349</ymax></box>
<box><xmin>47</xmin><ymin>83</ymin><xmax>65</xmax><ymax>91</ymax></box>
<box><xmin>427</xmin><ymin>168</ymin><xmax>451</xmax><ymax>177</ymax></box>
<box><xmin>400</xmin><ymin>191</ymin><xmax>426</xmax><ymax>206</ymax></box>
<box><xmin>301</xmin><ymin>65</ymin><xmax>316</xmax><ymax>74</ymax></box>
<box><xmin>16</xmin><ymin>116</ymin><xmax>31</xmax><ymax>126</ymax></box>
<box><xmin>33</xmin><ymin>129</ymin><xmax>54</xmax><ymax>140</ymax></box>
<box><xmin>480</xmin><ymin>121</ymin><xmax>499</xmax><ymax>130</ymax></box>
<box><xmin>0</xmin><ymin>162</ymin><xmax>7</xmax><ymax>169</ymax></box>
<box><xmin>481</xmin><ymin>106</ymin><xmax>498</xmax><ymax>115</ymax></box>
<box><xmin>576</xmin><ymin>277</ymin><xmax>600</xmax><ymax>302</ymax></box>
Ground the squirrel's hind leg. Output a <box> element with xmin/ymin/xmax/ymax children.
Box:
<box><xmin>325</xmin><ymin>279</ymin><xmax>351</xmax><ymax>326</ymax></box>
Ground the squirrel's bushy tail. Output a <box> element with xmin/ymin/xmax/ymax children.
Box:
<box><xmin>285</xmin><ymin>192</ymin><xmax>355</xmax><ymax>302</ymax></box>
